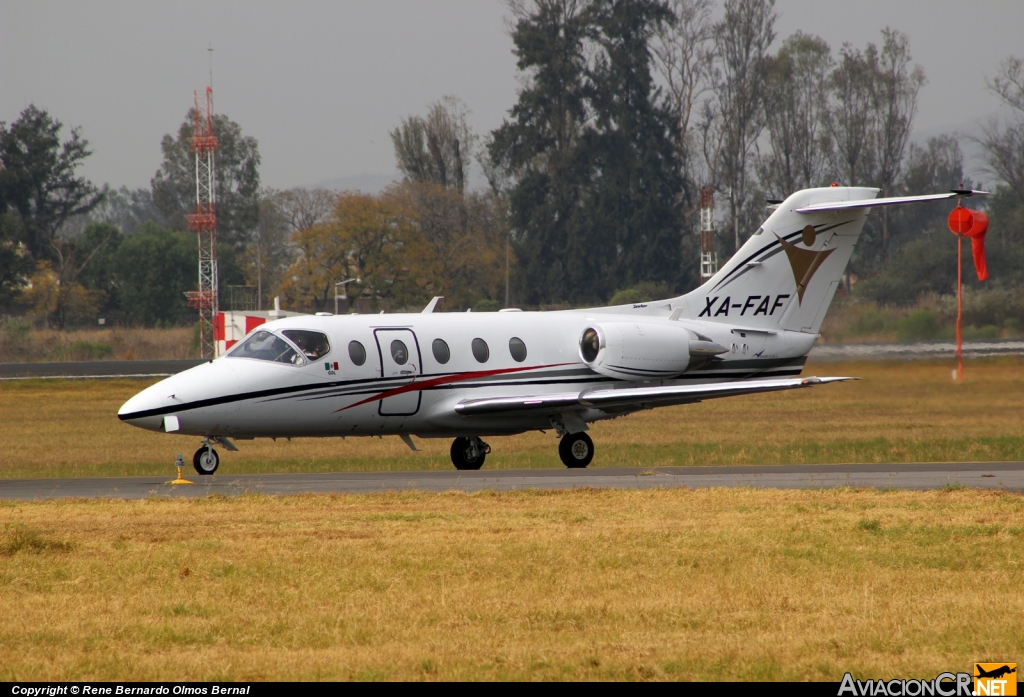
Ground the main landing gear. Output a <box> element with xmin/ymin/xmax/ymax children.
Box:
<box><xmin>558</xmin><ymin>432</ymin><xmax>594</xmax><ymax>468</ymax></box>
<box><xmin>448</xmin><ymin>431</ymin><xmax>595</xmax><ymax>470</ymax></box>
<box><xmin>450</xmin><ymin>436</ymin><xmax>490</xmax><ymax>470</ymax></box>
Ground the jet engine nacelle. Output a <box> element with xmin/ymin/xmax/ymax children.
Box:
<box><xmin>577</xmin><ymin>322</ymin><xmax>679</xmax><ymax>380</ymax></box>
<box><xmin>579</xmin><ymin>322</ymin><xmax>729</xmax><ymax>381</ymax></box>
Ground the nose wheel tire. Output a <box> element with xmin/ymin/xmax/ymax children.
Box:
<box><xmin>193</xmin><ymin>447</ymin><xmax>219</xmax><ymax>475</ymax></box>
<box><xmin>450</xmin><ymin>437</ymin><xmax>488</xmax><ymax>471</ymax></box>
<box><xmin>559</xmin><ymin>432</ymin><xmax>594</xmax><ymax>468</ymax></box>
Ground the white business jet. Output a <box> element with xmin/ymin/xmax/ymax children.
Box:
<box><xmin>119</xmin><ymin>186</ymin><xmax>984</xmax><ymax>474</ymax></box>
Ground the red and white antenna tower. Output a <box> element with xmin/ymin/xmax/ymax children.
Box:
<box><xmin>699</xmin><ymin>187</ymin><xmax>718</xmax><ymax>283</ymax></box>
<box><xmin>184</xmin><ymin>87</ymin><xmax>219</xmax><ymax>359</ymax></box>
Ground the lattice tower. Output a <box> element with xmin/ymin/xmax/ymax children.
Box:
<box><xmin>699</xmin><ymin>187</ymin><xmax>718</xmax><ymax>283</ymax></box>
<box><xmin>184</xmin><ymin>87</ymin><xmax>219</xmax><ymax>359</ymax></box>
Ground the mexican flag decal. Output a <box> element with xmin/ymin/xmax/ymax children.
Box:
<box><xmin>325</xmin><ymin>362</ymin><xmax>339</xmax><ymax>371</ymax></box>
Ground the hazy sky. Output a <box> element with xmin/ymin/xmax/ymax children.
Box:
<box><xmin>2</xmin><ymin>0</ymin><xmax>1021</xmax><ymax>192</ymax></box>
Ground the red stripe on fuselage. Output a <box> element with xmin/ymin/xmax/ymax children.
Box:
<box><xmin>333</xmin><ymin>363</ymin><xmax>574</xmax><ymax>412</ymax></box>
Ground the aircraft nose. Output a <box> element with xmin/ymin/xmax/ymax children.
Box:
<box><xmin>118</xmin><ymin>376</ymin><xmax>178</xmax><ymax>431</ymax></box>
<box><xmin>118</xmin><ymin>361</ymin><xmax>240</xmax><ymax>433</ymax></box>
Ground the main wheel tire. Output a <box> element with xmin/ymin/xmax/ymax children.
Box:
<box><xmin>450</xmin><ymin>437</ymin><xmax>486</xmax><ymax>471</ymax></box>
<box><xmin>559</xmin><ymin>432</ymin><xmax>594</xmax><ymax>468</ymax></box>
<box><xmin>193</xmin><ymin>447</ymin><xmax>219</xmax><ymax>475</ymax></box>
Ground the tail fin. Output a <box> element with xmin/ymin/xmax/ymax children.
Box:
<box><xmin>676</xmin><ymin>187</ymin><xmax>878</xmax><ymax>334</ymax></box>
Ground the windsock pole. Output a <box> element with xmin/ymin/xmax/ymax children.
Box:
<box><xmin>956</xmin><ymin>233</ymin><xmax>963</xmax><ymax>382</ymax></box>
<box><xmin>947</xmin><ymin>200</ymin><xmax>990</xmax><ymax>383</ymax></box>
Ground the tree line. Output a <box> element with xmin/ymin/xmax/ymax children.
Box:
<box><xmin>3</xmin><ymin>0</ymin><xmax>1024</xmax><ymax>329</ymax></box>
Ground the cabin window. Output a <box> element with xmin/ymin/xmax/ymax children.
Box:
<box><xmin>471</xmin><ymin>338</ymin><xmax>489</xmax><ymax>363</ymax></box>
<box><xmin>281</xmin><ymin>330</ymin><xmax>330</xmax><ymax>360</ymax></box>
<box><xmin>348</xmin><ymin>340</ymin><xmax>366</xmax><ymax>366</ymax></box>
<box><xmin>432</xmin><ymin>338</ymin><xmax>450</xmax><ymax>364</ymax></box>
<box><xmin>390</xmin><ymin>339</ymin><xmax>409</xmax><ymax>365</ymax></box>
<box><xmin>509</xmin><ymin>337</ymin><xmax>527</xmax><ymax>362</ymax></box>
<box><xmin>229</xmin><ymin>330</ymin><xmax>303</xmax><ymax>366</ymax></box>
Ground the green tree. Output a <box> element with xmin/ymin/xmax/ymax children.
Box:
<box><xmin>886</xmin><ymin>135</ymin><xmax>969</xmax><ymax>251</ymax></box>
<box><xmin>489</xmin><ymin>0</ymin><xmax>593</xmax><ymax>306</ymax></box>
<box><xmin>112</xmin><ymin>222</ymin><xmax>196</xmax><ymax>326</ymax></box>
<box><xmin>757</xmin><ymin>32</ymin><xmax>833</xmax><ymax>197</ymax></box>
<box><xmin>869</xmin><ymin>28</ymin><xmax>926</xmax><ymax>254</ymax></box>
<box><xmin>0</xmin><ymin>105</ymin><xmax>104</xmax><ymax>262</ymax></box>
<box><xmin>709</xmin><ymin>0</ymin><xmax>776</xmax><ymax>252</ymax></box>
<box><xmin>490</xmin><ymin>0</ymin><xmax>683</xmax><ymax>305</ymax></box>
<box><xmin>391</xmin><ymin>97</ymin><xmax>474</xmax><ymax>192</ymax></box>
<box><xmin>979</xmin><ymin>55</ymin><xmax>1024</xmax><ymax>251</ymax></box>
<box><xmin>826</xmin><ymin>43</ymin><xmax>877</xmax><ymax>187</ymax></box>
<box><xmin>90</xmin><ymin>186</ymin><xmax>166</xmax><ymax>236</ymax></box>
<box><xmin>75</xmin><ymin>221</ymin><xmax>123</xmax><ymax>318</ymax></box>
<box><xmin>0</xmin><ymin>213</ymin><xmax>34</xmax><ymax>309</ymax></box>
<box><xmin>585</xmin><ymin>0</ymin><xmax>684</xmax><ymax>292</ymax></box>
<box><xmin>245</xmin><ymin>190</ymin><xmax>301</xmax><ymax>309</ymax></box>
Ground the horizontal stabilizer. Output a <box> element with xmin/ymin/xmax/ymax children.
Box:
<box><xmin>796</xmin><ymin>190</ymin><xmax>989</xmax><ymax>213</ymax></box>
<box><xmin>454</xmin><ymin>376</ymin><xmax>855</xmax><ymax>416</ymax></box>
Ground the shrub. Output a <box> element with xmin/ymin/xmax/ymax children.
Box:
<box><xmin>472</xmin><ymin>299</ymin><xmax>501</xmax><ymax>312</ymax></box>
<box><xmin>849</xmin><ymin>308</ymin><xmax>888</xmax><ymax>336</ymax></box>
<box><xmin>51</xmin><ymin>340</ymin><xmax>114</xmax><ymax>361</ymax></box>
<box><xmin>609</xmin><ymin>281</ymin><xmax>670</xmax><ymax>306</ymax></box>
<box><xmin>897</xmin><ymin>310</ymin><xmax>941</xmax><ymax>341</ymax></box>
<box><xmin>964</xmin><ymin>325</ymin><xmax>1000</xmax><ymax>340</ymax></box>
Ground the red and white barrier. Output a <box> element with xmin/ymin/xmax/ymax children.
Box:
<box><xmin>214</xmin><ymin>312</ymin><xmax>267</xmax><ymax>357</ymax></box>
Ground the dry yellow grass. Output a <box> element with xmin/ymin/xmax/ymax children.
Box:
<box><xmin>0</xmin><ymin>487</ymin><xmax>1021</xmax><ymax>681</ymax></box>
<box><xmin>1</xmin><ymin>358</ymin><xmax>1022</xmax><ymax>479</ymax></box>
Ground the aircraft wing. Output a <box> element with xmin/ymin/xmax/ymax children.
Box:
<box><xmin>796</xmin><ymin>190</ymin><xmax>989</xmax><ymax>213</ymax></box>
<box><xmin>453</xmin><ymin>376</ymin><xmax>855</xmax><ymax>416</ymax></box>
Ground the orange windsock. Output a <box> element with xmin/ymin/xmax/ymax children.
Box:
<box><xmin>947</xmin><ymin>206</ymin><xmax>974</xmax><ymax>234</ymax></box>
<box><xmin>948</xmin><ymin>207</ymin><xmax>989</xmax><ymax>281</ymax></box>
<box><xmin>967</xmin><ymin>211</ymin><xmax>989</xmax><ymax>281</ymax></box>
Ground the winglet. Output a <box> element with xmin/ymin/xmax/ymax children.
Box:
<box><xmin>422</xmin><ymin>296</ymin><xmax>444</xmax><ymax>313</ymax></box>
<box><xmin>668</xmin><ymin>307</ymin><xmax>683</xmax><ymax>321</ymax></box>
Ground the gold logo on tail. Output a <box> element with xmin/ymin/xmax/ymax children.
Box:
<box><xmin>777</xmin><ymin>225</ymin><xmax>835</xmax><ymax>304</ymax></box>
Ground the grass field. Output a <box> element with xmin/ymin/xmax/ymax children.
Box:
<box><xmin>1</xmin><ymin>487</ymin><xmax>1021</xmax><ymax>681</ymax></box>
<box><xmin>2</xmin><ymin>358</ymin><xmax>1023</xmax><ymax>479</ymax></box>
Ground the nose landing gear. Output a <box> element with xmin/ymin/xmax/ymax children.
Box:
<box><xmin>193</xmin><ymin>445</ymin><xmax>219</xmax><ymax>475</ymax></box>
<box><xmin>190</xmin><ymin>436</ymin><xmax>237</xmax><ymax>475</ymax></box>
<box><xmin>450</xmin><ymin>436</ymin><xmax>490</xmax><ymax>470</ymax></box>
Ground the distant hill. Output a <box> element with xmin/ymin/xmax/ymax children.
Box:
<box><xmin>304</xmin><ymin>173</ymin><xmax>400</xmax><ymax>194</ymax></box>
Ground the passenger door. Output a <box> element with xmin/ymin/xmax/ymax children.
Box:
<box><xmin>373</xmin><ymin>328</ymin><xmax>422</xmax><ymax>416</ymax></box>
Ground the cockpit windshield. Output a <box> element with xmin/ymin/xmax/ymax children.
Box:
<box><xmin>281</xmin><ymin>330</ymin><xmax>331</xmax><ymax>360</ymax></box>
<box><xmin>228</xmin><ymin>330</ymin><xmax>304</xmax><ymax>366</ymax></box>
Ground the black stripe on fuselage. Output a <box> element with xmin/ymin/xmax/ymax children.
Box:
<box><xmin>117</xmin><ymin>365</ymin><xmax>593</xmax><ymax>420</ymax></box>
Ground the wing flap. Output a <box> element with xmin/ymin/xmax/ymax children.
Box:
<box><xmin>453</xmin><ymin>392</ymin><xmax>584</xmax><ymax>416</ymax></box>
<box><xmin>454</xmin><ymin>377</ymin><xmax>855</xmax><ymax>416</ymax></box>
<box><xmin>579</xmin><ymin>376</ymin><xmax>854</xmax><ymax>409</ymax></box>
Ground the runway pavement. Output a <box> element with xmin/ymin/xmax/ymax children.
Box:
<box><xmin>2</xmin><ymin>461</ymin><xmax>1022</xmax><ymax>500</ymax></box>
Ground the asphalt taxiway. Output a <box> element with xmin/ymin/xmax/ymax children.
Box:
<box><xmin>1</xmin><ymin>462</ymin><xmax>1022</xmax><ymax>500</ymax></box>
